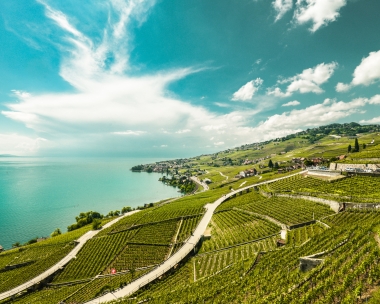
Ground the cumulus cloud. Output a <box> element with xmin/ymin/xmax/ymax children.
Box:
<box><xmin>282</xmin><ymin>100</ymin><xmax>300</xmax><ymax>107</ymax></box>
<box><xmin>0</xmin><ymin>133</ymin><xmax>48</xmax><ymax>155</ymax></box>
<box><xmin>336</xmin><ymin>50</ymin><xmax>380</xmax><ymax>92</ymax></box>
<box><xmin>268</xmin><ymin>62</ymin><xmax>337</xmax><ymax>97</ymax></box>
<box><xmin>294</xmin><ymin>0</ymin><xmax>347</xmax><ymax>32</ymax></box>
<box><xmin>273</xmin><ymin>0</ymin><xmax>293</xmax><ymax>21</ymax></box>
<box><xmin>232</xmin><ymin>78</ymin><xmax>263</xmax><ymax>101</ymax></box>
<box><xmin>252</xmin><ymin>96</ymin><xmax>372</xmax><ymax>139</ymax></box>
<box><xmin>360</xmin><ymin>117</ymin><xmax>380</xmax><ymax>124</ymax></box>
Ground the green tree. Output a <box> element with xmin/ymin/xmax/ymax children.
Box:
<box><xmin>348</xmin><ymin>144</ymin><xmax>352</xmax><ymax>153</ymax></box>
<box><xmin>354</xmin><ymin>138</ymin><xmax>359</xmax><ymax>152</ymax></box>
<box><xmin>51</xmin><ymin>228</ymin><xmax>62</xmax><ymax>237</ymax></box>
<box><xmin>12</xmin><ymin>242</ymin><xmax>21</xmax><ymax>248</ymax></box>
<box><xmin>92</xmin><ymin>218</ymin><xmax>102</xmax><ymax>230</ymax></box>
<box><xmin>268</xmin><ymin>159</ymin><xmax>274</xmax><ymax>169</ymax></box>
<box><xmin>274</xmin><ymin>162</ymin><xmax>279</xmax><ymax>169</ymax></box>
<box><xmin>363</xmin><ymin>143</ymin><xmax>366</xmax><ymax>149</ymax></box>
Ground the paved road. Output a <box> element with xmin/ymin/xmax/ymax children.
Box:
<box><xmin>86</xmin><ymin>170</ymin><xmax>306</xmax><ymax>303</ymax></box>
<box><xmin>0</xmin><ymin>210</ymin><xmax>141</xmax><ymax>301</ymax></box>
<box><xmin>190</xmin><ymin>176</ymin><xmax>209</xmax><ymax>191</ymax></box>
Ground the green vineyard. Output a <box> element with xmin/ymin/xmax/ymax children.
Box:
<box><xmin>266</xmin><ymin>174</ymin><xmax>380</xmax><ymax>201</ymax></box>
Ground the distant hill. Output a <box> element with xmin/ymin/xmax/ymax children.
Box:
<box><xmin>0</xmin><ymin>154</ymin><xmax>19</xmax><ymax>157</ymax></box>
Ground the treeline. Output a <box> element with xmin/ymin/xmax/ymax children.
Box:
<box><xmin>159</xmin><ymin>176</ymin><xmax>196</xmax><ymax>193</ymax></box>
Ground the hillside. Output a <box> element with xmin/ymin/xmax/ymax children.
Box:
<box><xmin>2</xmin><ymin>123</ymin><xmax>380</xmax><ymax>303</ymax></box>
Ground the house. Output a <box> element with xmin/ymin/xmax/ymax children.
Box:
<box><xmin>0</xmin><ymin>245</ymin><xmax>3</xmax><ymax>252</ymax></box>
<box><xmin>239</xmin><ymin>171</ymin><xmax>246</xmax><ymax>178</ymax></box>
<box><xmin>338</xmin><ymin>155</ymin><xmax>346</xmax><ymax>160</ymax></box>
<box><xmin>276</xmin><ymin>239</ymin><xmax>286</xmax><ymax>247</ymax></box>
<box><xmin>37</xmin><ymin>237</ymin><xmax>48</xmax><ymax>243</ymax></box>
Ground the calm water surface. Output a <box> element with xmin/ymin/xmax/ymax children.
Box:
<box><xmin>0</xmin><ymin>157</ymin><xmax>180</xmax><ymax>249</ymax></box>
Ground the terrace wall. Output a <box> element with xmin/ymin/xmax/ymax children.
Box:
<box><xmin>275</xmin><ymin>194</ymin><xmax>341</xmax><ymax>213</ymax></box>
<box><xmin>329</xmin><ymin>163</ymin><xmax>380</xmax><ymax>171</ymax></box>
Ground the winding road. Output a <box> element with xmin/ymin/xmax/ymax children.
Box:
<box><xmin>190</xmin><ymin>176</ymin><xmax>209</xmax><ymax>191</ymax></box>
<box><xmin>86</xmin><ymin>170</ymin><xmax>307</xmax><ymax>303</ymax></box>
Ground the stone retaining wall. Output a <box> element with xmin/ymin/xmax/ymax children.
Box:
<box><xmin>275</xmin><ymin>194</ymin><xmax>341</xmax><ymax>213</ymax></box>
<box><xmin>307</xmin><ymin>169</ymin><xmax>341</xmax><ymax>177</ymax></box>
<box><xmin>329</xmin><ymin>162</ymin><xmax>380</xmax><ymax>171</ymax></box>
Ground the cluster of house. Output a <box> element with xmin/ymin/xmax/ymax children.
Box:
<box><xmin>235</xmin><ymin>168</ymin><xmax>257</xmax><ymax>179</ymax></box>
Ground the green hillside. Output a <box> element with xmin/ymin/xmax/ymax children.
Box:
<box><xmin>2</xmin><ymin>123</ymin><xmax>380</xmax><ymax>303</ymax></box>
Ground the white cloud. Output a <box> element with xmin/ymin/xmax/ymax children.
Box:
<box><xmin>175</xmin><ymin>129</ymin><xmax>191</xmax><ymax>134</ymax></box>
<box><xmin>160</xmin><ymin>144</ymin><xmax>168</xmax><ymax>148</ymax></box>
<box><xmin>336</xmin><ymin>50</ymin><xmax>380</xmax><ymax>92</ymax></box>
<box><xmin>0</xmin><ymin>133</ymin><xmax>47</xmax><ymax>155</ymax></box>
<box><xmin>268</xmin><ymin>62</ymin><xmax>337</xmax><ymax>97</ymax></box>
<box><xmin>232</xmin><ymin>78</ymin><xmax>263</xmax><ymax>101</ymax></box>
<box><xmin>368</xmin><ymin>95</ymin><xmax>380</xmax><ymax>105</ymax></box>
<box><xmin>11</xmin><ymin>90</ymin><xmax>31</xmax><ymax>99</ymax></box>
<box><xmin>273</xmin><ymin>0</ymin><xmax>293</xmax><ymax>21</ymax></box>
<box><xmin>214</xmin><ymin>141</ymin><xmax>225</xmax><ymax>146</ymax></box>
<box><xmin>294</xmin><ymin>0</ymin><xmax>347</xmax><ymax>32</ymax></box>
<box><xmin>112</xmin><ymin>130</ymin><xmax>146</xmax><ymax>135</ymax></box>
<box><xmin>252</xmin><ymin>96</ymin><xmax>370</xmax><ymax>140</ymax></box>
<box><xmin>335</xmin><ymin>82</ymin><xmax>351</xmax><ymax>92</ymax></box>
<box><xmin>282</xmin><ymin>100</ymin><xmax>300</xmax><ymax>107</ymax></box>
<box><xmin>360</xmin><ymin>117</ymin><xmax>380</xmax><ymax>124</ymax></box>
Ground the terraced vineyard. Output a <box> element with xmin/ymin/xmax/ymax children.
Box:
<box><xmin>267</xmin><ymin>175</ymin><xmax>380</xmax><ymax>200</ymax></box>
<box><xmin>0</xmin><ymin>224</ymin><xmax>93</xmax><ymax>293</ymax></box>
<box><xmin>200</xmin><ymin>209</ymin><xmax>279</xmax><ymax>252</ymax></box>
<box><xmin>106</xmin><ymin>244</ymin><xmax>170</xmax><ymax>273</ymax></box>
<box><xmin>53</xmin><ymin>230</ymin><xmax>137</xmax><ymax>283</ymax></box>
<box><xmin>286</xmin><ymin>223</ymin><xmax>326</xmax><ymax>246</ymax></box>
<box><xmin>121</xmin><ymin>212</ymin><xmax>380</xmax><ymax>304</ymax></box>
<box><xmin>195</xmin><ymin>237</ymin><xmax>277</xmax><ymax>280</ymax></box>
<box><xmin>221</xmin><ymin>192</ymin><xmax>333</xmax><ymax>225</ymax></box>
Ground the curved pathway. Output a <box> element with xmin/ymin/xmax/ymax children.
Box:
<box><xmin>86</xmin><ymin>170</ymin><xmax>307</xmax><ymax>303</ymax></box>
<box><xmin>0</xmin><ymin>210</ymin><xmax>141</xmax><ymax>301</ymax></box>
<box><xmin>190</xmin><ymin>176</ymin><xmax>209</xmax><ymax>191</ymax></box>
<box><xmin>219</xmin><ymin>171</ymin><xmax>229</xmax><ymax>180</ymax></box>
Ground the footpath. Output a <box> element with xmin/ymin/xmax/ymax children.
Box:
<box><xmin>0</xmin><ymin>210</ymin><xmax>141</xmax><ymax>301</ymax></box>
<box><xmin>85</xmin><ymin>170</ymin><xmax>306</xmax><ymax>303</ymax></box>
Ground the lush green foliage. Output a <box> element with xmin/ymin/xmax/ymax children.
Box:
<box><xmin>0</xmin><ymin>224</ymin><xmax>93</xmax><ymax>293</ymax></box>
<box><xmin>267</xmin><ymin>175</ymin><xmax>380</xmax><ymax>200</ymax></box>
<box><xmin>200</xmin><ymin>210</ymin><xmax>279</xmax><ymax>253</ymax></box>
<box><xmin>119</xmin><ymin>212</ymin><xmax>380</xmax><ymax>304</ymax></box>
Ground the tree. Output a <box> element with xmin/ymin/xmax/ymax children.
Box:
<box><xmin>51</xmin><ymin>228</ymin><xmax>62</xmax><ymax>237</ymax></box>
<box><xmin>354</xmin><ymin>138</ymin><xmax>359</xmax><ymax>152</ymax></box>
<box><xmin>274</xmin><ymin>162</ymin><xmax>279</xmax><ymax>170</ymax></box>
<box><xmin>121</xmin><ymin>206</ymin><xmax>132</xmax><ymax>214</ymax></box>
<box><xmin>92</xmin><ymin>218</ymin><xmax>102</xmax><ymax>230</ymax></box>
<box><xmin>268</xmin><ymin>159</ymin><xmax>274</xmax><ymax>169</ymax></box>
<box><xmin>348</xmin><ymin>144</ymin><xmax>352</xmax><ymax>153</ymax></box>
<box><xmin>12</xmin><ymin>242</ymin><xmax>21</xmax><ymax>248</ymax></box>
<box><xmin>363</xmin><ymin>143</ymin><xmax>366</xmax><ymax>149</ymax></box>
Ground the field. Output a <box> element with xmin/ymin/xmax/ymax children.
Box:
<box><xmin>121</xmin><ymin>211</ymin><xmax>380</xmax><ymax>304</ymax></box>
<box><xmin>266</xmin><ymin>174</ymin><xmax>380</xmax><ymax>201</ymax></box>
<box><xmin>0</xmin><ymin>224</ymin><xmax>94</xmax><ymax>293</ymax></box>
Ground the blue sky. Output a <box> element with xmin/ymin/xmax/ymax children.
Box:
<box><xmin>1</xmin><ymin>0</ymin><xmax>380</xmax><ymax>156</ymax></box>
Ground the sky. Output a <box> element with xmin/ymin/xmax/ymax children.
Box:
<box><xmin>1</xmin><ymin>0</ymin><xmax>380</xmax><ymax>157</ymax></box>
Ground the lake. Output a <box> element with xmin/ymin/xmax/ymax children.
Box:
<box><xmin>0</xmin><ymin>157</ymin><xmax>180</xmax><ymax>249</ymax></box>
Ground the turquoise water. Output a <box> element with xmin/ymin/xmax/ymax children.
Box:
<box><xmin>0</xmin><ymin>157</ymin><xmax>180</xmax><ymax>249</ymax></box>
